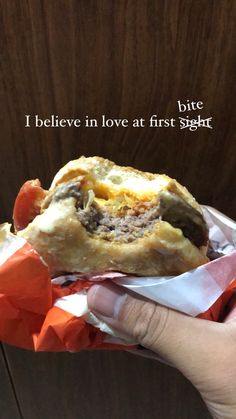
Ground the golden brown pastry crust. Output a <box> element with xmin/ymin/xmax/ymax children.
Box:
<box><xmin>18</xmin><ymin>156</ymin><xmax>208</xmax><ymax>276</ymax></box>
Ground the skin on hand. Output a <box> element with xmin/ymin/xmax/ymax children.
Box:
<box><xmin>87</xmin><ymin>282</ymin><xmax>236</xmax><ymax>419</ymax></box>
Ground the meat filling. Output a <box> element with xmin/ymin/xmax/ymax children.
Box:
<box><xmin>159</xmin><ymin>191</ymin><xmax>208</xmax><ymax>247</ymax></box>
<box><xmin>48</xmin><ymin>181</ymin><xmax>208</xmax><ymax>246</ymax></box>
<box><xmin>77</xmin><ymin>205</ymin><xmax>160</xmax><ymax>243</ymax></box>
<box><xmin>52</xmin><ymin>181</ymin><xmax>82</xmax><ymax>203</ymax></box>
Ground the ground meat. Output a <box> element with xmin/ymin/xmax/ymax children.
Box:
<box><xmin>52</xmin><ymin>181</ymin><xmax>82</xmax><ymax>204</ymax></box>
<box><xmin>77</xmin><ymin>191</ymin><xmax>208</xmax><ymax>246</ymax></box>
<box><xmin>77</xmin><ymin>205</ymin><xmax>103</xmax><ymax>230</ymax></box>
<box><xmin>48</xmin><ymin>182</ymin><xmax>208</xmax><ymax>247</ymax></box>
<box><xmin>159</xmin><ymin>191</ymin><xmax>208</xmax><ymax>247</ymax></box>
<box><xmin>77</xmin><ymin>204</ymin><xmax>160</xmax><ymax>243</ymax></box>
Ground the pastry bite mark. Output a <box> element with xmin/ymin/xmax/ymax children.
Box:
<box><xmin>40</xmin><ymin>177</ymin><xmax>208</xmax><ymax>247</ymax></box>
<box><xmin>15</xmin><ymin>156</ymin><xmax>209</xmax><ymax>276</ymax></box>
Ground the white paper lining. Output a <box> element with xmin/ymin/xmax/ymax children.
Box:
<box><xmin>53</xmin><ymin>206</ymin><xmax>236</xmax><ymax>347</ymax></box>
<box><xmin>0</xmin><ymin>223</ymin><xmax>26</xmax><ymax>266</ymax></box>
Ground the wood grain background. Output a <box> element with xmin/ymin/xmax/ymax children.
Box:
<box><xmin>1</xmin><ymin>0</ymin><xmax>236</xmax><ymax>417</ymax></box>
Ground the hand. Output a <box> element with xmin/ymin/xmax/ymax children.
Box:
<box><xmin>87</xmin><ymin>282</ymin><xmax>236</xmax><ymax>419</ymax></box>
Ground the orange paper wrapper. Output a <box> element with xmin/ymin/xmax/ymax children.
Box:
<box><xmin>0</xmin><ymin>224</ymin><xmax>133</xmax><ymax>351</ymax></box>
<box><xmin>0</xmin><ymin>204</ymin><xmax>236</xmax><ymax>353</ymax></box>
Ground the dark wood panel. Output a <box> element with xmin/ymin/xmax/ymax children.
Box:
<box><xmin>0</xmin><ymin>0</ymin><xmax>235</xmax><ymax>418</ymax></box>
<box><xmin>0</xmin><ymin>345</ymin><xmax>21</xmax><ymax>419</ymax></box>
<box><xmin>0</xmin><ymin>0</ymin><xmax>236</xmax><ymax>222</ymax></box>
<box><xmin>4</xmin><ymin>345</ymin><xmax>210</xmax><ymax>419</ymax></box>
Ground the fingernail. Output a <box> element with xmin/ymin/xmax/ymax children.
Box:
<box><xmin>87</xmin><ymin>283</ymin><xmax>126</xmax><ymax>318</ymax></box>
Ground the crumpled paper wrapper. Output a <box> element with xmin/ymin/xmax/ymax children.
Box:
<box><xmin>0</xmin><ymin>206</ymin><xmax>236</xmax><ymax>352</ymax></box>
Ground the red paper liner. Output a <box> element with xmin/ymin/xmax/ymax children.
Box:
<box><xmin>0</xmin><ymin>238</ymin><xmax>235</xmax><ymax>352</ymax></box>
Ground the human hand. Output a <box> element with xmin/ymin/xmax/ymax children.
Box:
<box><xmin>87</xmin><ymin>282</ymin><xmax>236</xmax><ymax>419</ymax></box>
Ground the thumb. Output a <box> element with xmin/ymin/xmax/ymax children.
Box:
<box><xmin>87</xmin><ymin>282</ymin><xmax>226</xmax><ymax>386</ymax></box>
